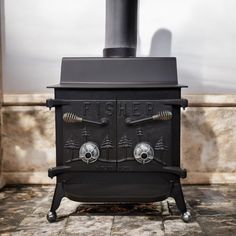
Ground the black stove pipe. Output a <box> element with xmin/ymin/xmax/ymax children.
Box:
<box><xmin>103</xmin><ymin>0</ymin><xmax>138</xmax><ymax>58</ymax></box>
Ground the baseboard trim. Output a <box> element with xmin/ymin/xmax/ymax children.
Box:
<box><xmin>3</xmin><ymin>94</ymin><xmax>52</xmax><ymax>106</ymax></box>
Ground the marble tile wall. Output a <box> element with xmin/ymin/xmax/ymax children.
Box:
<box><xmin>2</xmin><ymin>104</ymin><xmax>55</xmax><ymax>184</ymax></box>
<box><xmin>182</xmin><ymin>107</ymin><xmax>236</xmax><ymax>184</ymax></box>
<box><xmin>2</xmin><ymin>94</ymin><xmax>236</xmax><ymax>184</ymax></box>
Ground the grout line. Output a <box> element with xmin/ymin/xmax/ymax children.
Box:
<box><xmin>2</xmin><ymin>102</ymin><xmax>46</xmax><ymax>107</ymax></box>
<box><xmin>110</xmin><ymin>216</ymin><xmax>115</xmax><ymax>236</ymax></box>
<box><xmin>58</xmin><ymin>216</ymin><xmax>69</xmax><ymax>236</ymax></box>
<box><xmin>161</xmin><ymin>218</ymin><xmax>165</xmax><ymax>233</ymax></box>
<box><xmin>189</xmin><ymin>103</ymin><xmax>236</xmax><ymax>107</ymax></box>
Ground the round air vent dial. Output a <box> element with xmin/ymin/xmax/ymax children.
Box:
<box><xmin>133</xmin><ymin>142</ymin><xmax>154</xmax><ymax>164</ymax></box>
<box><xmin>79</xmin><ymin>142</ymin><xmax>100</xmax><ymax>164</ymax></box>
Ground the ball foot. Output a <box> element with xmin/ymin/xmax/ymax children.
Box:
<box><xmin>182</xmin><ymin>211</ymin><xmax>191</xmax><ymax>223</ymax></box>
<box><xmin>47</xmin><ymin>211</ymin><xmax>57</xmax><ymax>223</ymax></box>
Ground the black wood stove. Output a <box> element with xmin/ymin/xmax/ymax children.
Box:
<box><xmin>46</xmin><ymin>0</ymin><xmax>191</xmax><ymax>223</ymax></box>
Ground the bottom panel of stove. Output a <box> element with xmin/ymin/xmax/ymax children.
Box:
<box><xmin>46</xmin><ymin>172</ymin><xmax>191</xmax><ymax>223</ymax></box>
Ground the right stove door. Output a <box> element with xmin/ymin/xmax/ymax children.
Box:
<box><xmin>117</xmin><ymin>100</ymin><xmax>176</xmax><ymax>172</ymax></box>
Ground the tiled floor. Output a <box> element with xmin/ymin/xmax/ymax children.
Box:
<box><xmin>0</xmin><ymin>185</ymin><xmax>235</xmax><ymax>235</ymax></box>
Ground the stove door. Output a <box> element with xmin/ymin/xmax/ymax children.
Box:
<box><xmin>61</xmin><ymin>100</ymin><xmax>116</xmax><ymax>171</ymax></box>
<box><xmin>117</xmin><ymin>100</ymin><xmax>173</xmax><ymax>171</ymax></box>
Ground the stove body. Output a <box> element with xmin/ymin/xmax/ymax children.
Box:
<box><xmin>46</xmin><ymin>58</ymin><xmax>190</xmax><ymax>222</ymax></box>
<box><xmin>46</xmin><ymin>0</ymin><xmax>191</xmax><ymax>223</ymax></box>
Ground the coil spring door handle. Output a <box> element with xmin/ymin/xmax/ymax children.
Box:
<box><xmin>63</xmin><ymin>112</ymin><xmax>108</xmax><ymax>126</ymax></box>
<box><xmin>125</xmin><ymin>110</ymin><xmax>172</xmax><ymax>125</ymax></box>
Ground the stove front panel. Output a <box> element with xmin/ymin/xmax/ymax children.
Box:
<box><xmin>117</xmin><ymin>100</ymin><xmax>172</xmax><ymax>171</ymax></box>
<box><xmin>61</xmin><ymin>100</ymin><xmax>116</xmax><ymax>171</ymax></box>
<box><xmin>57</xmin><ymin>96</ymin><xmax>179</xmax><ymax>172</ymax></box>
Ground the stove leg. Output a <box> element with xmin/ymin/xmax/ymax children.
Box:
<box><xmin>47</xmin><ymin>183</ymin><xmax>64</xmax><ymax>223</ymax></box>
<box><xmin>170</xmin><ymin>182</ymin><xmax>191</xmax><ymax>223</ymax></box>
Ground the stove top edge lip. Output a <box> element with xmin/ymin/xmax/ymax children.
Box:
<box><xmin>47</xmin><ymin>82</ymin><xmax>187</xmax><ymax>89</ymax></box>
<box><xmin>62</xmin><ymin>57</ymin><xmax>177</xmax><ymax>61</ymax></box>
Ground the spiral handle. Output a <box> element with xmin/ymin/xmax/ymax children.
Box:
<box><xmin>152</xmin><ymin>111</ymin><xmax>172</xmax><ymax>121</ymax></box>
<box><xmin>63</xmin><ymin>113</ymin><xmax>82</xmax><ymax>123</ymax></box>
<box><xmin>126</xmin><ymin>110</ymin><xmax>172</xmax><ymax>125</ymax></box>
<box><xmin>63</xmin><ymin>112</ymin><xmax>108</xmax><ymax>125</ymax></box>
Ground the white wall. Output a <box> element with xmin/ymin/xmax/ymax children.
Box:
<box><xmin>2</xmin><ymin>0</ymin><xmax>236</xmax><ymax>94</ymax></box>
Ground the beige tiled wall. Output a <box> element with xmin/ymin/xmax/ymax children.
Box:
<box><xmin>2</xmin><ymin>94</ymin><xmax>236</xmax><ymax>184</ymax></box>
<box><xmin>182</xmin><ymin>106</ymin><xmax>236</xmax><ymax>184</ymax></box>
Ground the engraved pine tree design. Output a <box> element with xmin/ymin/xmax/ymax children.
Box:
<box><xmin>154</xmin><ymin>136</ymin><xmax>168</xmax><ymax>151</ymax></box>
<box><xmin>118</xmin><ymin>135</ymin><xmax>132</xmax><ymax>159</ymax></box>
<box><xmin>64</xmin><ymin>138</ymin><xmax>80</xmax><ymax>161</ymax></box>
<box><xmin>154</xmin><ymin>136</ymin><xmax>168</xmax><ymax>165</ymax></box>
<box><xmin>136</xmin><ymin>128</ymin><xmax>143</xmax><ymax>142</ymax></box>
<box><xmin>82</xmin><ymin>126</ymin><xmax>90</xmax><ymax>142</ymax></box>
<box><xmin>101</xmin><ymin>135</ymin><xmax>114</xmax><ymax>160</ymax></box>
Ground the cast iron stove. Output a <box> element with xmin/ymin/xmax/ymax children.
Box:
<box><xmin>46</xmin><ymin>0</ymin><xmax>191</xmax><ymax>223</ymax></box>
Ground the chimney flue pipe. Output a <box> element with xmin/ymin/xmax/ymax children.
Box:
<box><xmin>103</xmin><ymin>0</ymin><xmax>138</xmax><ymax>57</ymax></box>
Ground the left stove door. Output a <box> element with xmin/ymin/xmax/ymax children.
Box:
<box><xmin>61</xmin><ymin>100</ymin><xmax>116</xmax><ymax>171</ymax></box>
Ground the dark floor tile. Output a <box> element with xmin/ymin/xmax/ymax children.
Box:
<box><xmin>76</xmin><ymin>202</ymin><xmax>162</xmax><ymax>216</ymax></box>
<box><xmin>0</xmin><ymin>185</ymin><xmax>52</xmax><ymax>234</ymax></box>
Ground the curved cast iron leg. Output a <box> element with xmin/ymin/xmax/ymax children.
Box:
<box><xmin>170</xmin><ymin>182</ymin><xmax>191</xmax><ymax>223</ymax></box>
<box><xmin>47</xmin><ymin>183</ymin><xmax>64</xmax><ymax>223</ymax></box>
